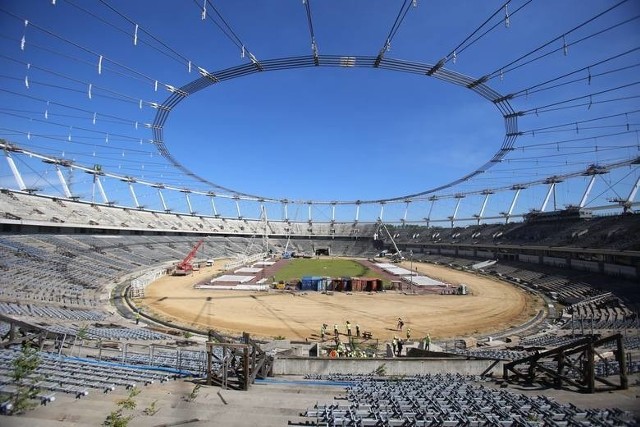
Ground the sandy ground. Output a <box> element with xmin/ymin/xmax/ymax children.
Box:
<box><xmin>141</xmin><ymin>259</ymin><xmax>543</xmax><ymax>342</ymax></box>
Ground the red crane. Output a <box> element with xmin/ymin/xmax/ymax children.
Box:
<box><xmin>175</xmin><ymin>239</ymin><xmax>204</xmax><ymax>275</ymax></box>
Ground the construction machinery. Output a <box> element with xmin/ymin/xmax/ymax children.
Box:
<box><xmin>173</xmin><ymin>239</ymin><xmax>204</xmax><ymax>276</ymax></box>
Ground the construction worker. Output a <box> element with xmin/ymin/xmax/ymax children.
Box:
<box><xmin>135</xmin><ymin>311</ymin><xmax>141</xmax><ymax>325</ymax></box>
<box><xmin>320</xmin><ymin>324</ymin><xmax>326</xmax><ymax>341</ymax></box>
<box><xmin>356</xmin><ymin>323</ymin><xmax>361</xmax><ymax>337</ymax></box>
<box><xmin>346</xmin><ymin>321</ymin><xmax>352</xmax><ymax>336</ymax></box>
<box><xmin>392</xmin><ymin>336</ymin><xmax>398</xmax><ymax>356</ymax></box>
<box><xmin>423</xmin><ymin>334</ymin><xmax>431</xmax><ymax>351</ymax></box>
<box><xmin>406</xmin><ymin>328</ymin><xmax>411</xmax><ymax>340</ymax></box>
<box><xmin>334</xmin><ymin>324</ymin><xmax>339</xmax><ymax>337</ymax></box>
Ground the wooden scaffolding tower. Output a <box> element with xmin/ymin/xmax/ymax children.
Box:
<box><xmin>503</xmin><ymin>333</ymin><xmax>628</xmax><ymax>393</ymax></box>
<box><xmin>205</xmin><ymin>333</ymin><xmax>273</xmax><ymax>390</ymax></box>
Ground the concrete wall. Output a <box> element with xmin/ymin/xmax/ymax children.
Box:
<box><xmin>518</xmin><ymin>254</ymin><xmax>539</xmax><ymax>264</ymax></box>
<box><xmin>570</xmin><ymin>259</ymin><xmax>599</xmax><ymax>273</ymax></box>
<box><xmin>603</xmin><ymin>263</ymin><xmax>638</xmax><ymax>279</ymax></box>
<box><xmin>542</xmin><ymin>256</ymin><xmax>566</xmax><ymax>267</ymax></box>
<box><xmin>476</xmin><ymin>250</ymin><xmax>493</xmax><ymax>258</ymax></box>
<box><xmin>272</xmin><ymin>357</ymin><xmax>504</xmax><ymax>376</ymax></box>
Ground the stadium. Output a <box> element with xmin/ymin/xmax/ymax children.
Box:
<box><xmin>1</xmin><ymin>0</ymin><xmax>640</xmax><ymax>425</ymax></box>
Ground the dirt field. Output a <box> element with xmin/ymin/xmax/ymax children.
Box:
<box><xmin>141</xmin><ymin>259</ymin><xmax>543</xmax><ymax>342</ymax></box>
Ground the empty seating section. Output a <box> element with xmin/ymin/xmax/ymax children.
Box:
<box><xmin>389</xmin><ymin>215</ymin><xmax>640</xmax><ymax>251</ymax></box>
<box><xmin>601</xmin><ymin>335</ymin><xmax>640</xmax><ymax>351</ymax></box>
<box><xmin>43</xmin><ymin>325</ymin><xmax>172</xmax><ymax>341</ymax></box>
<box><xmin>0</xmin><ymin>234</ymin><xmax>268</xmax><ymax>307</ymax></box>
<box><xmin>594</xmin><ymin>359</ymin><xmax>640</xmax><ymax>377</ymax></box>
<box><xmin>0</xmin><ymin>302</ymin><xmax>105</xmax><ymax>321</ymax></box>
<box><xmin>99</xmin><ymin>347</ymin><xmax>210</xmax><ymax>376</ymax></box>
<box><xmin>562</xmin><ymin>316</ymin><xmax>639</xmax><ymax>332</ymax></box>
<box><xmin>268</xmin><ymin>238</ymin><xmax>376</xmax><ymax>258</ymax></box>
<box><xmin>0</xmin><ymin>230</ymin><xmax>383</xmax><ymax>355</ymax></box>
<box><xmin>519</xmin><ymin>334</ymin><xmax>585</xmax><ymax>348</ymax></box>
<box><xmin>0</xmin><ymin>233</ymin><xmax>272</xmax><ymax>348</ymax></box>
<box><xmin>0</xmin><ymin>235</ymin><xmax>124</xmax><ymax>305</ymax></box>
<box><xmin>0</xmin><ymin>348</ymin><xmax>176</xmax><ymax>405</ymax></box>
<box><xmin>295</xmin><ymin>374</ymin><xmax>636</xmax><ymax>426</ymax></box>
<box><xmin>450</xmin><ymin>348</ymin><xmax>532</xmax><ymax>361</ymax></box>
<box><xmin>561</xmin><ymin>296</ymin><xmax>638</xmax><ymax>331</ymax></box>
<box><xmin>0</xmin><ymin>321</ymin><xmax>10</xmax><ymax>337</ymax></box>
<box><xmin>1</xmin><ymin>190</ymin><xmax>378</xmax><ymax>237</ymax></box>
<box><xmin>417</xmin><ymin>252</ymin><xmax>628</xmax><ymax>309</ymax></box>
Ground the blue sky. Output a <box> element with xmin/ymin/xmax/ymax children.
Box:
<box><xmin>0</xmin><ymin>1</ymin><xmax>639</xmax><ymax>222</ymax></box>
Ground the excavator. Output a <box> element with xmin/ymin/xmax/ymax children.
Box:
<box><xmin>173</xmin><ymin>239</ymin><xmax>204</xmax><ymax>276</ymax></box>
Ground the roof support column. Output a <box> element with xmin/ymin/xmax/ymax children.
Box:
<box><xmin>504</xmin><ymin>185</ymin><xmax>525</xmax><ymax>224</ymax></box>
<box><xmin>449</xmin><ymin>195</ymin><xmax>463</xmax><ymax>228</ymax></box>
<box><xmin>612</xmin><ymin>174</ymin><xmax>640</xmax><ymax>213</ymax></box>
<box><xmin>95</xmin><ymin>176</ymin><xmax>109</xmax><ymax>204</ymax></box>
<box><xmin>234</xmin><ymin>197</ymin><xmax>242</xmax><ymax>219</ymax></box>
<box><xmin>183</xmin><ymin>191</ymin><xmax>194</xmax><ymax>215</ymax></box>
<box><xmin>579</xmin><ymin>175</ymin><xmax>598</xmax><ymax>208</ymax></box>
<box><xmin>626</xmin><ymin>174</ymin><xmax>640</xmax><ymax>205</ymax></box>
<box><xmin>476</xmin><ymin>190</ymin><xmax>492</xmax><ymax>225</ymax></box>
<box><xmin>158</xmin><ymin>189</ymin><xmax>168</xmax><ymax>212</ymax></box>
<box><xmin>403</xmin><ymin>200</ymin><xmax>410</xmax><ymax>224</ymax></box>
<box><xmin>209</xmin><ymin>194</ymin><xmax>218</xmax><ymax>217</ymax></box>
<box><xmin>425</xmin><ymin>197</ymin><xmax>437</xmax><ymax>228</ymax></box>
<box><xmin>260</xmin><ymin>202</ymin><xmax>268</xmax><ymax>221</ymax></box>
<box><xmin>127</xmin><ymin>181</ymin><xmax>140</xmax><ymax>208</ymax></box>
<box><xmin>5</xmin><ymin>152</ymin><xmax>27</xmax><ymax>191</ymax></box>
<box><xmin>55</xmin><ymin>165</ymin><xmax>73</xmax><ymax>198</ymax></box>
<box><xmin>541</xmin><ymin>180</ymin><xmax>559</xmax><ymax>212</ymax></box>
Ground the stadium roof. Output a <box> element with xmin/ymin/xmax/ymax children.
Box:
<box><xmin>0</xmin><ymin>0</ymin><xmax>639</xmax><ymax>223</ymax></box>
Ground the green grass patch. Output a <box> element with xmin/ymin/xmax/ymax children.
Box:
<box><xmin>273</xmin><ymin>258</ymin><xmax>385</xmax><ymax>283</ymax></box>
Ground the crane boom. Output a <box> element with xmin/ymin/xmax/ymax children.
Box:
<box><xmin>176</xmin><ymin>239</ymin><xmax>204</xmax><ymax>272</ymax></box>
<box><xmin>378</xmin><ymin>221</ymin><xmax>403</xmax><ymax>261</ymax></box>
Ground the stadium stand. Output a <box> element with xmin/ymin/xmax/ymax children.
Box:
<box><xmin>0</xmin><ymin>347</ymin><xmax>177</xmax><ymax>402</ymax></box>
<box><xmin>294</xmin><ymin>374</ymin><xmax>636</xmax><ymax>426</ymax></box>
<box><xmin>0</xmin><ymin>193</ymin><xmax>638</xmax><ymax>421</ymax></box>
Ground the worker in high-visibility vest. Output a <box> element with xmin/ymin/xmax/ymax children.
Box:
<box><xmin>346</xmin><ymin>321</ymin><xmax>352</xmax><ymax>336</ymax></box>
<box><xmin>423</xmin><ymin>334</ymin><xmax>431</xmax><ymax>351</ymax></box>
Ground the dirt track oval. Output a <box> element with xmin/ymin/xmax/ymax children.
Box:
<box><xmin>141</xmin><ymin>259</ymin><xmax>543</xmax><ymax>341</ymax></box>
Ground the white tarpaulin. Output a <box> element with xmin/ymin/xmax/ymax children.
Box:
<box><xmin>410</xmin><ymin>276</ymin><xmax>446</xmax><ymax>287</ymax></box>
<box><xmin>196</xmin><ymin>283</ymin><xmax>268</xmax><ymax>291</ymax></box>
<box><xmin>235</xmin><ymin>267</ymin><xmax>263</xmax><ymax>274</ymax></box>
<box><xmin>386</xmin><ymin>267</ymin><xmax>413</xmax><ymax>276</ymax></box>
<box><xmin>253</xmin><ymin>261</ymin><xmax>275</xmax><ymax>267</ymax></box>
<box><xmin>211</xmin><ymin>275</ymin><xmax>254</xmax><ymax>283</ymax></box>
<box><xmin>376</xmin><ymin>263</ymin><xmax>396</xmax><ymax>269</ymax></box>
